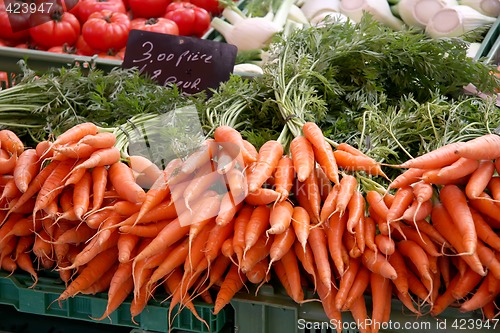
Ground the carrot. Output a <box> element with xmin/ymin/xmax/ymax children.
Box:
<box><xmin>471</xmin><ymin>208</ymin><xmax>500</xmax><ymax>252</ymax></box>
<box><xmin>86</xmin><ymin>165</ymin><xmax>107</xmax><ymax>215</ymax></box>
<box><xmin>335</xmin><ymin>257</ymin><xmax>360</xmax><ymax>310</ymax></box>
<box><xmin>326</xmin><ymin>212</ymin><xmax>348</xmax><ymax>276</ymax></box>
<box><xmin>361</xmin><ymin>248</ymin><xmax>397</xmax><ymax>280</ymax></box>
<box><xmin>267</xmin><ymin>201</ymin><xmax>293</xmax><ymax>236</ymax></box>
<box><xmin>348</xmin><ymin>293</ymin><xmax>371</xmax><ymax>333</ymax></box>
<box><xmin>32</xmin><ymin>229</ymin><xmax>53</xmax><ymax>265</ymax></box>
<box><xmin>213</xmin><ymin>263</ymin><xmax>247</xmax><ymax>315</ymax></box>
<box><xmin>108</xmin><ymin>161</ymin><xmax>146</xmax><ymax>204</ymax></box>
<box><xmin>476</xmin><ymin>241</ymin><xmax>500</xmax><ymax>280</ymax></box>
<box><xmin>245</xmin><ymin>257</ymin><xmax>269</xmax><ymax>285</ymax></box>
<box><xmin>334</xmin><ymin>174</ymin><xmax>357</xmax><ymax>218</ymax></box>
<box><xmin>13</xmin><ymin>149</ymin><xmax>40</xmax><ymax>193</ymax></box>
<box><xmin>216</xmin><ymin>192</ymin><xmax>243</xmax><ymax>227</ymax></box>
<box><xmin>243</xmin><ymin>205</ymin><xmax>270</xmax><ymax>256</ymax></box>
<box><xmin>95</xmin><ymin>270</ymin><xmax>133</xmax><ymax>320</ymax></box>
<box><xmin>53</xmin><ymin>143</ymin><xmax>96</xmax><ymax>160</ymax></box>
<box><xmin>148</xmin><ymin>240</ymin><xmax>190</xmax><ymax>292</ymax></box>
<box><xmin>240</xmin><ymin>234</ymin><xmax>273</xmax><ymax>274</ymax></box>
<box><xmin>469</xmin><ymin>192</ymin><xmax>500</xmax><ymax>228</ymax></box>
<box><xmin>232</xmin><ymin>205</ymin><xmax>253</xmax><ymax>266</ymax></box>
<box><xmin>0</xmin><ymin>150</ymin><xmax>17</xmax><ymax>175</ymax></box>
<box><xmin>397</xmin><ymin>240</ymin><xmax>433</xmax><ymax>298</ymax></box>
<box><xmin>487</xmin><ymin>176</ymin><xmax>500</xmax><ymax>201</ymax></box>
<box><xmin>454</xmin><ymin>133</ymin><xmax>500</xmax><ymax>160</ymax></box>
<box><xmin>309</xmin><ymin>226</ymin><xmax>332</xmax><ymax>291</ymax></box>
<box><xmin>346</xmin><ymin>190</ymin><xmax>364</xmax><ymax>233</ymax></box>
<box><xmin>343</xmin><ymin>231</ymin><xmax>361</xmax><ymax>259</ymax></box>
<box><xmin>271</xmin><ymin>155</ymin><xmax>293</xmax><ymax>202</ymax></box>
<box><xmin>388</xmin><ymin>249</ymin><xmax>409</xmax><ymax>296</ymax></box>
<box><xmin>302</xmin><ymin>122</ymin><xmax>339</xmax><ymax>185</ymax></box>
<box><xmin>400</xmin><ymin>199</ymin><xmax>432</xmax><ymax>224</ymax></box>
<box><xmin>465</xmin><ymin>160</ymin><xmax>495</xmax><ymax>200</ymax></box>
<box><xmin>370</xmin><ymin>272</ymin><xmax>392</xmax><ymax>333</ymax></box>
<box><xmin>386</xmin><ymin>186</ymin><xmax>414</xmax><ymax>223</ymax></box>
<box><xmin>342</xmin><ymin>265</ymin><xmax>370</xmax><ymax>310</ymax></box>
<box><xmin>119</xmin><ymin>220</ymin><xmax>170</xmax><ymax>237</ymax></box>
<box><xmin>128</xmin><ymin>155</ymin><xmax>163</xmax><ymax>189</ymax></box>
<box><xmin>70</xmin><ymin>171</ymin><xmax>91</xmax><ymax>220</ymax></box>
<box><xmin>13</xmin><ymin>235</ymin><xmax>34</xmax><ymax>261</ymax></box>
<box><xmin>214</xmin><ymin>126</ymin><xmax>256</xmax><ymax>165</ymax></box>
<box><xmin>397</xmin><ymin>142</ymin><xmax>464</xmax><ymax>169</ymax></box>
<box><xmin>363</xmin><ymin>216</ymin><xmax>377</xmax><ymax>255</ymax></box>
<box><xmin>334</xmin><ymin>150</ymin><xmax>387</xmax><ymax>179</ymax></box>
<box><xmin>290</xmin><ymin>136</ymin><xmax>314</xmax><ymax>182</ymax></box>
<box><xmin>186</xmin><ymin>221</ymin><xmax>213</xmax><ymax>273</ymax></box>
<box><xmin>82</xmin><ymin>263</ymin><xmax>118</xmax><ymax>295</ymax></box>
<box><xmin>482</xmin><ymin>300</ymin><xmax>497</xmax><ymax>320</ymax></box>
<box><xmin>314</xmin><ymin>271</ymin><xmax>343</xmax><ymax>333</ymax></box>
<box><xmin>366</xmin><ymin>190</ymin><xmax>389</xmax><ymax>222</ymax></box>
<box><xmin>184</xmin><ymin>162</ymin><xmax>222</xmax><ymax>208</ymax></box>
<box><xmin>16</xmin><ymin>251</ymin><xmax>38</xmax><ymax>287</ymax></box>
<box><xmin>117</xmin><ymin>233</ymin><xmax>140</xmax><ymax>263</ymax></box>
<box><xmin>0</xmin><ymin>177</ymin><xmax>21</xmax><ymax>202</ymax></box>
<box><xmin>1</xmin><ymin>256</ymin><xmax>17</xmax><ymax>274</ymax></box>
<box><xmin>450</xmin><ymin>266</ymin><xmax>483</xmax><ymax>300</ymax></box>
<box><xmin>32</xmin><ymin>159</ymin><xmax>75</xmax><ymax>218</ymax></box>
<box><xmin>52</xmin><ymin>122</ymin><xmax>98</xmax><ymax>147</ymax></box>
<box><xmin>225</xmin><ymin>167</ymin><xmax>247</xmax><ymax>201</ymax></box>
<box><xmin>0</xmin><ymin>129</ymin><xmax>23</xmax><ymax>156</ymax></box>
<box><xmin>268</xmin><ymin>226</ymin><xmax>296</xmax><ymax>270</ymax></box>
<box><xmin>439</xmin><ymin>185</ymin><xmax>477</xmax><ymax>255</ymax></box>
<box><xmin>293</xmin><ymin>241</ymin><xmax>317</xmax><ymax>290</ymax></box>
<box><xmin>76</xmin><ymin>132</ymin><xmax>116</xmax><ymax>148</ymax></box>
<box><xmin>393</xmin><ymin>225</ymin><xmax>441</xmax><ymax>257</ymax></box>
<box><xmin>205</xmin><ymin>217</ymin><xmax>235</xmax><ymax>265</ymax></box>
<box><xmin>244</xmin><ymin>188</ymin><xmax>280</xmax><ymax>206</ymax></box>
<box><xmin>375</xmin><ymin>234</ymin><xmax>395</xmax><ymax>256</ymax></box>
<box><xmin>320</xmin><ymin>185</ymin><xmax>339</xmax><ymax>224</ymax></box>
<box><xmin>303</xmin><ymin>168</ymin><xmax>322</xmax><ymax>222</ymax></box>
<box><xmin>459</xmin><ymin>272</ymin><xmax>499</xmax><ymax>313</ymax></box>
<box><xmin>280</xmin><ymin>249</ymin><xmax>304</xmax><ymax>302</ymax></box>
<box><xmin>393</xmin><ymin>286</ymin><xmax>420</xmax><ymax>315</ymax></box>
<box><xmin>247</xmin><ymin>140</ymin><xmax>283</xmax><ymax>193</ymax></box>
<box><xmin>388</xmin><ymin>168</ymin><xmax>425</xmax><ymax>190</ymax></box>
<box><xmin>120</xmin><ymin>201</ymin><xmax>179</xmax><ymax>228</ymax></box>
<box><xmin>436</xmin><ymin>157</ymin><xmax>480</xmax><ymax>180</ymax></box>
<box><xmin>56</xmin><ymin>223</ymin><xmax>95</xmax><ymax>245</ymax></box>
<box><xmin>56</xmin><ymin>246</ymin><xmax>118</xmax><ymax>303</ymax></box>
<box><xmin>70</xmin><ymin>147</ymin><xmax>120</xmax><ymax>174</ymax></box>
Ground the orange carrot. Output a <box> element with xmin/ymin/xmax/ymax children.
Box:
<box><xmin>326</xmin><ymin>212</ymin><xmax>348</xmax><ymax>276</ymax></box>
<box><xmin>244</xmin><ymin>205</ymin><xmax>270</xmax><ymax>256</ymax></box>
<box><xmin>216</xmin><ymin>192</ymin><xmax>243</xmax><ymax>227</ymax></box>
<box><xmin>232</xmin><ymin>205</ymin><xmax>253</xmax><ymax>266</ymax></box>
<box><xmin>225</xmin><ymin>167</ymin><xmax>248</xmax><ymax>202</ymax></box>
<box><xmin>213</xmin><ymin>263</ymin><xmax>247</xmax><ymax>315</ymax></box>
<box><xmin>370</xmin><ymin>272</ymin><xmax>392</xmax><ymax>333</ymax></box>
<box><xmin>364</xmin><ymin>216</ymin><xmax>377</xmax><ymax>254</ymax></box>
<box><xmin>366</xmin><ymin>190</ymin><xmax>389</xmax><ymax>222</ymax></box>
<box><xmin>465</xmin><ymin>160</ymin><xmax>495</xmax><ymax>200</ymax></box>
<box><xmin>320</xmin><ymin>185</ymin><xmax>339</xmax><ymax>224</ymax></box>
<box><xmin>280</xmin><ymin>249</ymin><xmax>304</xmax><ymax>302</ymax></box>
<box><xmin>309</xmin><ymin>226</ymin><xmax>332</xmax><ymax>291</ymax></box>
<box><xmin>476</xmin><ymin>241</ymin><xmax>500</xmax><ymax>280</ymax></box>
<box><xmin>346</xmin><ymin>190</ymin><xmax>364</xmax><ymax>233</ymax></box>
<box><xmin>214</xmin><ymin>126</ymin><xmax>256</xmax><ymax>165</ymax></box>
<box><xmin>70</xmin><ymin>147</ymin><xmax>120</xmax><ymax>174</ymax></box>
<box><xmin>335</xmin><ymin>174</ymin><xmax>357</xmax><ymax>217</ymax></box>
<box><xmin>397</xmin><ymin>240</ymin><xmax>433</xmax><ymax>296</ymax></box>
<box><xmin>348</xmin><ymin>293</ymin><xmax>371</xmax><ymax>333</ymax></box>
<box><xmin>469</xmin><ymin>192</ymin><xmax>500</xmax><ymax>228</ymax></box>
<box><xmin>247</xmin><ymin>140</ymin><xmax>283</xmax><ymax>193</ymax></box>
<box><xmin>0</xmin><ymin>129</ymin><xmax>23</xmax><ymax>156</ymax></box>
<box><xmin>273</xmin><ymin>155</ymin><xmax>294</xmax><ymax>202</ymax></box>
<box><xmin>267</xmin><ymin>201</ymin><xmax>293</xmax><ymax>236</ymax></box>
<box><xmin>439</xmin><ymin>185</ymin><xmax>477</xmax><ymax>255</ymax></box>
<box><xmin>335</xmin><ymin>257</ymin><xmax>360</xmax><ymax>310</ymax></box>
<box><xmin>400</xmin><ymin>199</ymin><xmax>432</xmax><ymax>223</ymax></box>
<box><xmin>108</xmin><ymin>161</ymin><xmax>146</xmax><ymax>204</ymax></box>
<box><xmin>148</xmin><ymin>238</ymin><xmax>189</xmax><ymax>288</ymax></box>
<box><xmin>117</xmin><ymin>233</ymin><xmax>140</xmax><ymax>263</ymax></box>
<box><xmin>244</xmin><ymin>188</ymin><xmax>280</xmax><ymax>206</ymax></box>
<box><xmin>56</xmin><ymin>246</ymin><xmax>118</xmax><ymax>303</ymax></box>
<box><xmin>16</xmin><ymin>251</ymin><xmax>38</xmax><ymax>287</ymax></box>
<box><xmin>240</xmin><ymin>234</ymin><xmax>273</xmax><ymax>274</ymax></box>
<box><xmin>375</xmin><ymin>234</ymin><xmax>395</xmax><ymax>255</ymax></box>
<box><xmin>268</xmin><ymin>226</ymin><xmax>296</xmax><ymax>269</ymax></box>
<box><xmin>302</xmin><ymin>122</ymin><xmax>339</xmax><ymax>185</ymax></box>
<box><xmin>128</xmin><ymin>155</ymin><xmax>163</xmax><ymax>189</ymax></box>
<box><xmin>88</xmin><ymin>165</ymin><xmax>107</xmax><ymax>215</ymax></box>
<box><xmin>436</xmin><ymin>157</ymin><xmax>480</xmax><ymax>180</ymax></box>
<box><xmin>13</xmin><ymin>149</ymin><xmax>40</xmax><ymax>193</ymax></box>
<box><xmin>470</xmin><ymin>208</ymin><xmax>500</xmax><ymax>252</ymax></box>
<box><xmin>454</xmin><ymin>133</ymin><xmax>500</xmax><ymax>160</ymax></box>
<box><xmin>342</xmin><ymin>265</ymin><xmax>370</xmax><ymax>310</ymax></box>
<box><xmin>53</xmin><ymin>143</ymin><xmax>96</xmax><ymax>160</ymax></box>
<box><xmin>334</xmin><ymin>150</ymin><xmax>387</xmax><ymax>178</ymax></box>
<box><xmin>290</xmin><ymin>135</ymin><xmax>315</xmax><ymax>182</ymax></box>
<box><xmin>459</xmin><ymin>272</ymin><xmax>499</xmax><ymax>313</ymax></box>
<box><xmin>361</xmin><ymin>248</ymin><xmax>397</xmax><ymax>280</ymax></box>
<box><xmin>52</xmin><ymin>122</ymin><xmax>98</xmax><ymax>147</ymax></box>
<box><xmin>397</xmin><ymin>142</ymin><xmax>464</xmax><ymax>169</ymax></box>
<box><xmin>205</xmin><ymin>217</ymin><xmax>235</xmax><ymax>264</ymax></box>
<box><xmin>388</xmin><ymin>168</ymin><xmax>425</xmax><ymax>190</ymax></box>
<box><xmin>293</xmin><ymin>241</ymin><xmax>317</xmax><ymax>290</ymax></box>
<box><xmin>386</xmin><ymin>186</ymin><xmax>414</xmax><ymax>223</ymax></box>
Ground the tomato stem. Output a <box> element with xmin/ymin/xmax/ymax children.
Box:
<box><xmin>145</xmin><ymin>18</ymin><xmax>158</xmax><ymax>25</ymax></box>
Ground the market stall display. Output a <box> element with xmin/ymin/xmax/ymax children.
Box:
<box><xmin>0</xmin><ymin>0</ymin><xmax>500</xmax><ymax>333</ymax></box>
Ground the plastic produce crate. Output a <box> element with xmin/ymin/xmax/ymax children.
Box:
<box><xmin>0</xmin><ymin>272</ymin><xmax>229</xmax><ymax>333</ymax></box>
<box><xmin>230</xmin><ymin>285</ymin><xmax>489</xmax><ymax>333</ymax></box>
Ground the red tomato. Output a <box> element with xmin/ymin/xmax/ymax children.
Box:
<box><xmin>0</xmin><ymin>1</ymin><xmax>30</xmax><ymax>41</ymax></box>
<box><xmin>75</xmin><ymin>34</ymin><xmax>96</xmax><ymax>56</ymax></box>
<box><xmin>29</xmin><ymin>11</ymin><xmax>80</xmax><ymax>48</ymax></box>
<box><xmin>62</xmin><ymin>0</ymin><xmax>81</xmax><ymax>15</ymax></box>
<box><xmin>164</xmin><ymin>2</ymin><xmax>210</xmax><ymax>38</ymax></box>
<box><xmin>15</xmin><ymin>41</ymin><xmax>46</xmax><ymax>50</ymax></box>
<box><xmin>97</xmin><ymin>50</ymin><xmax>121</xmax><ymax>60</ymax></box>
<box><xmin>116</xmin><ymin>46</ymin><xmax>126</xmax><ymax>59</ymax></box>
<box><xmin>47</xmin><ymin>43</ymin><xmax>78</xmax><ymax>54</ymax></box>
<box><xmin>0</xmin><ymin>71</ymin><xmax>9</xmax><ymax>89</ymax></box>
<box><xmin>77</xmin><ymin>0</ymin><xmax>127</xmax><ymax>23</ymax></box>
<box><xmin>130</xmin><ymin>17</ymin><xmax>178</xmax><ymax>35</ymax></box>
<box><xmin>82</xmin><ymin>10</ymin><xmax>130</xmax><ymax>51</ymax></box>
<box><xmin>189</xmin><ymin>0</ymin><xmax>221</xmax><ymax>16</ymax></box>
<box><xmin>128</xmin><ymin>0</ymin><xmax>170</xmax><ymax>19</ymax></box>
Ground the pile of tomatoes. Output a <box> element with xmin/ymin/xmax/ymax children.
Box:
<box><xmin>0</xmin><ymin>0</ymin><xmax>223</xmax><ymax>60</ymax></box>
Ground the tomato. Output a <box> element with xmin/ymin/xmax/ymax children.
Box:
<box><xmin>76</xmin><ymin>0</ymin><xmax>127</xmax><ymax>24</ymax></box>
<box><xmin>116</xmin><ymin>47</ymin><xmax>126</xmax><ymax>59</ymax></box>
<box><xmin>164</xmin><ymin>2</ymin><xmax>210</xmax><ymax>38</ymax></box>
<box><xmin>189</xmin><ymin>0</ymin><xmax>221</xmax><ymax>16</ymax></box>
<box><xmin>75</xmin><ymin>34</ymin><xmax>96</xmax><ymax>56</ymax></box>
<box><xmin>29</xmin><ymin>11</ymin><xmax>80</xmax><ymax>48</ymax></box>
<box><xmin>130</xmin><ymin>17</ymin><xmax>178</xmax><ymax>35</ymax></box>
<box><xmin>82</xmin><ymin>10</ymin><xmax>130</xmax><ymax>51</ymax></box>
<box><xmin>62</xmin><ymin>0</ymin><xmax>80</xmax><ymax>15</ymax></box>
<box><xmin>128</xmin><ymin>0</ymin><xmax>170</xmax><ymax>19</ymax></box>
<box><xmin>47</xmin><ymin>43</ymin><xmax>78</xmax><ymax>54</ymax></box>
<box><xmin>15</xmin><ymin>41</ymin><xmax>46</xmax><ymax>50</ymax></box>
<box><xmin>0</xmin><ymin>71</ymin><xmax>9</xmax><ymax>89</ymax></box>
<box><xmin>0</xmin><ymin>1</ymin><xmax>30</xmax><ymax>42</ymax></box>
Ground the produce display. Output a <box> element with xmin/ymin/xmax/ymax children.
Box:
<box><xmin>1</xmin><ymin>0</ymin><xmax>500</xmax><ymax>332</ymax></box>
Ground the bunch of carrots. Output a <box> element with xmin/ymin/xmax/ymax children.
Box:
<box><xmin>0</xmin><ymin>121</ymin><xmax>499</xmax><ymax>333</ymax></box>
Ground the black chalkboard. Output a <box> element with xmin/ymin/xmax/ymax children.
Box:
<box><xmin>122</xmin><ymin>30</ymin><xmax>238</xmax><ymax>95</ymax></box>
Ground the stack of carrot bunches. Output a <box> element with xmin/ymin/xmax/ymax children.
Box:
<box><xmin>0</xmin><ymin>121</ymin><xmax>499</xmax><ymax>333</ymax></box>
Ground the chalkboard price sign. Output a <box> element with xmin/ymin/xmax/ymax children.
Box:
<box><xmin>122</xmin><ymin>30</ymin><xmax>238</xmax><ymax>95</ymax></box>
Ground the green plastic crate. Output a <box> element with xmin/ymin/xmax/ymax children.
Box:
<box><xmin>230</xmin><ymin>285</ymin><xmax>489</xmax><ymax>333</ymax></box>
<box><xmin>0</xmin><ymin>272</ymin><xmax>229</xmax><ymax>333</ymax></box>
